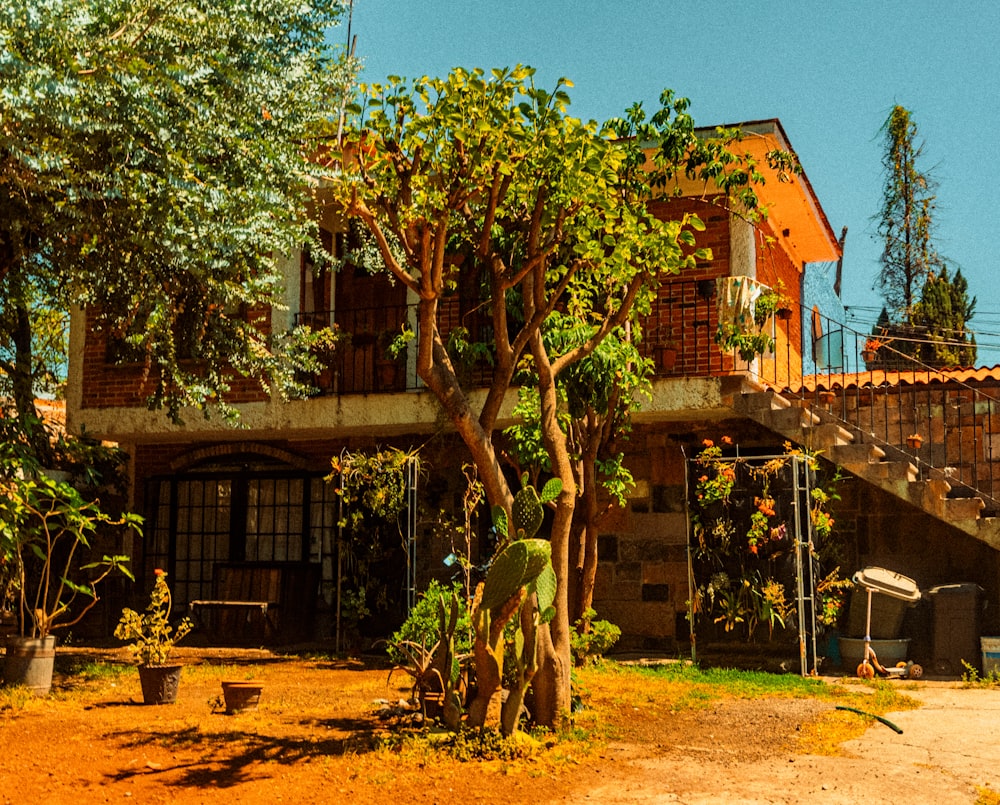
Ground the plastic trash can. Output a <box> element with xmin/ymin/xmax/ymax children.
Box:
<box><xmin>927</xmin><ymin>583</ymin><xmax>983</xmax><ymax>675</ymax></box>
<box><xmin>846</xmin><ymin>567</ymin><xmax>921</xmax><ymax>639</ymax></box>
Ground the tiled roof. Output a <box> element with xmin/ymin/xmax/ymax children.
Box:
<box><xmin>791</xmin><ymin>365</ymin><xmax>1000</xmax><ymax>393</ymax></box>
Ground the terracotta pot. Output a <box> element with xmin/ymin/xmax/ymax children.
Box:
<box><xmin>906</xmin><ymin>436</ymin><xmax>923</xmax><ymax>450</ymax></box>
<box><xmin>775</xmin><ymin>307</ymin><xmax>793</xmax><ymax>321</ymax></box>
<box><xmin>222</xmin><ymin>680</ymin><xmax>263</xmax><ymax>714</ymax></box>
<box><xmin>655</xmin><ymin>346</ymin><xmax>678</xmax><ymax>371</ymax></box>
<box><xmin>138</xmin><ymin>664</ymin><xmax>182</xmax><ymax>705</ymax></box>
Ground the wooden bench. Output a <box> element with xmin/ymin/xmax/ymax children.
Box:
<box><xmin>189</xmin><ymin>562</ymin><xmax>319</xmax><ymax>644</ymax></box>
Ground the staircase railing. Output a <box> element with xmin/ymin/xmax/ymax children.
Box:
<box><xmin>756</xmin><ymin>300</ymin><xmax>1000</xmax><ymax>513</ymax></box>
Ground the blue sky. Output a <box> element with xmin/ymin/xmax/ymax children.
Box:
<box><xmin>345</xmin><ymin>1</ymin><xmax>1000</xmax><ymax>364</ymax></box>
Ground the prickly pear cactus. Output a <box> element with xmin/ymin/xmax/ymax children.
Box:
<box><xmin>480</xmin><ymin>539</ymin><xmax>551</xmax><ymax>613</ymax></box>
<box><xmin>531</xmin><ymin>563</ymin><xmax>557</xmax><ymax>623</ymax></box>
<box><xmin>511</xmin><ymin>485</ymin><xmax>543</xmax><ymax>540</ymax></box>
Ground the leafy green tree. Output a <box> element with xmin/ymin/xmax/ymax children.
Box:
<box><xmin>333</xmin><ymin>66</ymin><xmax>790</xmax><ymax>727</ymax></box>
<box><xmin>0</xmin><ymin>0</ymin><xmax>351</xmax><ymax>442</ymax></box>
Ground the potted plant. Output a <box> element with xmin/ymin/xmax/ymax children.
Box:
<box><xmin>906</xmin><ymin>433</ymin><xmax>923</xmax><ymax>450</ymax></box>
<box><xmin>375</xmin><ymin>327</ymin><xmax>411</xmax><ymax>390</ymax></box>
<box><xmin>1</xmin><ymin>472</ymin><xmax>136</xmax><ymax>695</ymax></box>
<box><xmin>115</xmin><ymin>570</ymin><xmax>193</xmax><ymax>705</ymax></box>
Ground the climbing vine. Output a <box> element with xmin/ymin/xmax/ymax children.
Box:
<box><xmin>327</xmin><ymin>447</ymin><xmax>420</xmax><ymax>640</ymax></box>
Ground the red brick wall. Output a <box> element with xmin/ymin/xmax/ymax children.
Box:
<box><xmin>81</xmin><ymin>308</ymin><xmax>273</xmax><ymax>409</ymax></box>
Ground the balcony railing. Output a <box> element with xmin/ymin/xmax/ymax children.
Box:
<box><xmin>295</xmin><ymin>286</ymin><xmax>999</xmax><ymax>511</ymax></box>
<box><xmin>755</xmin><ymin>298</ymin><xmax>1000</xmax><ymax>513</ymax></box>
<box><xmin>295</xmin><ymin>304</ymin><xmax>417</xmax><ymax>394</ymax></box>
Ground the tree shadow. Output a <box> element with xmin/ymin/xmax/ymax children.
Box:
<box><xmin>103</xmin><ymin>716</ymin><xmax>383</xmax><ymax>790</ymax></box>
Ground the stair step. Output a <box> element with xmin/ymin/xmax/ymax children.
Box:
<box><xmin>767</xmin><ymin>406</ymin><xmax>820</xmax><ymax>432</ymax></box>
<box><xmin>803</xmin><ymin>423</ymin><xmax>855</xmax><ymax>449</ymax></box>
<box><xmin>831</xmin><ymin>442</ymin><xmax>886</xmax><ymax>467</ymax></box>
<box><xmin>873</xmin><ymin>460</ymin><xmax>919</xmax><ymax>483</ymax></box>
<box><xmin>944</xmin><ymin>496</ymin><xmax>985</xmax><ymax>521</ymax></box>
<box><xmin>909</xmin><ymin>479</ymin><xmax>953</xmax><ymax>516</ymax></box>
<box><xmin>738</xmin><ymin>390</ymin><xmax>791</xmax><ymax>415</ymax></box>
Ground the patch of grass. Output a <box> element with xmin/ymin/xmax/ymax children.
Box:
<box><xmin>976</xmin><ymin>786</ymin><xmax>1000</xmax><ymax>805</ymax></box>
<box><xmin>0</xmin><ymin>685</ymin><xmax>33</xmax><ymax>712</ymax></box>
<box><xmin>69</xmin><ymin>661</ymin><xmax>132</xmax><ymax>682</ymax></box>
<box><xmin>572</xmin><ymin>660</ymin><xmax>919</xmax><ymax>759</ymax></box>
<box><xmin>796</xmin><ymin>679</ymin><xmax>918</xmax><ymax>756</ymax></box>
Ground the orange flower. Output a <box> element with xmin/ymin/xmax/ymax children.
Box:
<box><xmin>154</xmin><ymin>568</ymin><xmax>164</xmax><ymax>576</ymax></box>
<box><xmin>702</xmin><ymin>439</ymin><xmax>714</xmax><ymax>448</ymax></box>
<box><xmin>721</xmin><ymin>435</ymin><xmax>733</xmax><ymax>445</ymax></box>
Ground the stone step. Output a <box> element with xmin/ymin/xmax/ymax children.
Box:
<box><xmin>944</xmin><ymin>496</ymin><xmax>986</xmax><ymax>521</ymax></box>
<box><xmin>766</xmin><ymin>406</ymin><xmax>821</xmax><ymax>433</ymax></box>
<box><xmin>737</xmin><ymin>390</ymin><xmax>790</xmax><ymax>415</ymax></box>
<box><xmin>804</xmin><ymin>423</ymin><xmax>855</xmax><ymax>450</ymax></box>
<box><xmin>831</xmin><ymin>442</ymin><xmax>886</xmax><ymax>466</ymax></box>
<box><xmin>872</xmin><ymin>460</ymin><xmax>920</xmax><ymax>483</ymax></box>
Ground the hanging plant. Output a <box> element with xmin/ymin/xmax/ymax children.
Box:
<box><xmin>715</xmin><ymin>289</ymin><xmax>779</xmax><ymax>361</ymax></box>
<box><xmin>693</xmin><ymin>437</ymin><xmax>736</xmax><ymax>504</ymax></box>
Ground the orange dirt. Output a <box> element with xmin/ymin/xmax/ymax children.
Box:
<box><xmin>2</xmin><ymin>647</ymin><xmax>992</xmax><ymax>805</ymax></box>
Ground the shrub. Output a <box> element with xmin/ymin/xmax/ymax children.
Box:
<box><xmin>386</xmin><ymin>579</ymin><xmax>471</xmax><ymax>666</ymax></box>
<box><xmin>570</xmin><ymin>608</ymin><xmax>621</xmax><ymax>665</ymax></box>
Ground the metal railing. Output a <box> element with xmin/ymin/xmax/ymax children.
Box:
<box><xmin>294</xmin><ymin>286</ymin><xmax>1000</xmax><ymax>511</ymax></box>
<box><xmin>295</xmin><ymin>304</ymin><xmax>418</xmax><ymax>394</ymax></box>
<box><xmin>754</xmin><ymin>299</ymin><xmax>1000</xmax><ymax>513</ymax></box>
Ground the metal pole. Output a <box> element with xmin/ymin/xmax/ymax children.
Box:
<box><xmin>682</xmin><ymin>446</ymin><xmax>696</xmax><ymax>664</ymax></box>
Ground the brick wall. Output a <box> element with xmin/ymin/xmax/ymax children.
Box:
<box><xmin>81</xmin><ymin>307</ymin><xmax>273</xmax><ymax>409</ymax></box>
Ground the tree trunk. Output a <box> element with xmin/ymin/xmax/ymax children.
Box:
<box><xmin>8</xmin><ymin>266</ymin><xmax>51</xmax><ymax>464</ymax></box>
<box><xmin>529</xmin><ymin>332</ymin><xmax>575</xmax><ymax>729</ymax></box>
<box><xmin>576</xmin><ymin>443</ymin><xmax>601</xmax><ymax>625</ymax></box>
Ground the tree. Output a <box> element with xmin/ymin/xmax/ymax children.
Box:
<box><xmin>874</xmin><ymin>105</ymin><xmax>944</xmax><ymax>316</ymax></box>
<box><xmin>871</xmin><ymin>105</ymin><xmax>976</xmax><ymax>368</ymax></box>
<box><xmin>911</xmin><ymin>267</ymin><xmax>977</xmax><ymax>367</ymax></box>
<box><xmin>0</xmin><ymin>0</ymin><xmax>351</xmax><ymax>443</ymax></box>
<box><xmin>333</xmin><ymin>67</ymin><xmax>790</xmax><ymax>727</ymax></box>
<box><xmin>504</xmin><ymin>314</ymin><xmax>650</xmax><ymax>627</ymax></box>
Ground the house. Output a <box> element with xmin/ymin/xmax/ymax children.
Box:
<box><xmin>66</xmin><ymin>119</ymin><xmax>1000</xmax><ymax>661</ymax></box>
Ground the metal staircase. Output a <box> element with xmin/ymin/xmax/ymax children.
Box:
<box><xmin>733</xmin><ymin>388</ymin><xmax>1000</xmax><ymax>552</ymax></box>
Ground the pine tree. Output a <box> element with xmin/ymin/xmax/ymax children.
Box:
<box><xmin>911</xmin><ymin>267</ymin><xmax>977</xmax><ymax>367</ymax></box>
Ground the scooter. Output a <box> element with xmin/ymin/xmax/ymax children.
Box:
<box><xmin>855</xmin><ymin>584</ymin><xmax>923</xmax><ymax>680</ymax></box>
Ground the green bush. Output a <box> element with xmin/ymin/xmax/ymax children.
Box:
<box><xmin>386</xmin><ymin>579</ymin><xmax>472</xmax><ymax>666</ymax></box>
<box><xmin>570</xmin><ymin>608</ymin><xmax>621</xmax><ymax>665</ymax></box>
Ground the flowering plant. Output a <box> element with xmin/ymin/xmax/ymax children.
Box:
<box><xmin>114</xmin><ymin>570</ymin><xmax>193</xmax><ymax>666</ymax></box>
<box><xmin>816</xmin><ymin>568</ymin><xmax>853</xmax><ymax>627</ymax></box>
<box><xmin>694</xmin><ymin>438</ymin><xmax>736</xmax><ymax>503</ymax></box>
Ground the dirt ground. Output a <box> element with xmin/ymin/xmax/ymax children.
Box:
<box><xmin>1</xmin><ymin>647</ymin><xmax>998</xmax><ymax>805</ymax></box>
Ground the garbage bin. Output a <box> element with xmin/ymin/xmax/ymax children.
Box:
<box><xmin>846</xmin><ymin>567</ymin><xmax>921</xmax><ymax>639</ymax></box>
<box><xmin>927</xmin><ymin>583</ymin><xmax>983</xmax><ymax>676</ymax></box>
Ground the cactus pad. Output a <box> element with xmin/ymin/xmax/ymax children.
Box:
<box><xmin>511</xmin><ymin>486</ymin><xmax>543</xmax><ymax>540</ymax></box>
<box><xmin>480</xmin><ymin>538</ymin><xmax>552</xmax><ymax>613</ymax></box>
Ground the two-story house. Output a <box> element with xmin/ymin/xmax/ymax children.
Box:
<box><xmin>67</xmin><ymin>119</ymin><xmax>1000</xmax><ymax>658</ymax></box>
